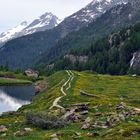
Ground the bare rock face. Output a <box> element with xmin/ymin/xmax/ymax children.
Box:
<box><xmin>64</xmin><ymin>54</ymin><xmax>88</xmax><ymax>64</ymax></box>
<box><xmin>130</xmin><ymin>50</ymin><xmax>140</xmax><ymax>69</ymax></box>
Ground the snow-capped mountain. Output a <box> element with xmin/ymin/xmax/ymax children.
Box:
<box><xmin>0</xmin><ymin>0</ymin><xmax>137</xmax><ymax>69</ymax></box>
<box><xmin>19</xmin><ymin>12</ymin><xmax>61</xmax><ymax>36</ymax></box>
<box><xmin>0</xmin><ymin>21</ymin><xmax>28</xmax><ymax>44</ymax></box>
<box><xmin>58</xmin><ymin>0</ymin><xmax>129</xmax><ymax>37</ymax></box>
<box><xmin>69</xmin><ymin>0</ymin><xmax>129</xmax><ymax>24</ymax></box>
<box><xmin>0</xmin><ymin>12</ymin><xmax>61</xmax><ymax>46</ymax></box>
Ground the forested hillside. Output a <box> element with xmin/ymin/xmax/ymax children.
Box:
<box><xmin>38</xmin><ymin>1</ymin><xmax>140</xmax><ymax>66</ymax></box>
<box><xmin>46</xmin><ymin>22</ymin><xmax>140</xmax><ymax>75</ymax></box>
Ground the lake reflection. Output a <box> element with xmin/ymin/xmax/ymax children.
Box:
<box><xmin>0</xmin><ymin>85</ymin><xmax>35</xmax><ymax>114</ymax></box>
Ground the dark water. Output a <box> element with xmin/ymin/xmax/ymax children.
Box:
<box><xmin>0</xmin><ymin>85</ymin><xmax>35</xmax><ymax>114</ymax></box>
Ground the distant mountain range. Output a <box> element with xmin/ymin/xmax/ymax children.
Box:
<box><xmin>0</xmin><ymin>12</ymin><xmax>61</xmax><ymax>46</ymax></box>
<box><xmin>0</xmin><ymin>0</ymin><xmax>140</xmax><ymax>70</ymax></box>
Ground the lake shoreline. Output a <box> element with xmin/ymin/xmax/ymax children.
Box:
<box><xmin>0</xmin><ymin>84</ymin><xmax>35</xmax><ymax>114</ymax></box>
<box><xmin>0</xmin><ymin>78</ymin><xmax>32</xmax><ymax>86</ymax></box>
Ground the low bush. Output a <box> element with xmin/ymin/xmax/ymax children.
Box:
<box><xmin>26</xmin><ymin>111</ymin><xmax>67</xmax><ymax>129</ymax></box>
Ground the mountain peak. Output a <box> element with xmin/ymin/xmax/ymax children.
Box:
<box><xmin>23</xmin><ymin>12</ymin><xmax>61</xmax><ymax>34</ymax></box>
<box><xmin>69</xmin><ymin>0</ymin><xmax>129</xmax><ymax>24</ymax></box>
<box><xmin>40</xmin><ymin>12</ymin><xmax>54</xmax><ymax>19</ymax></box>
<box><xmin>0</xmin><ymin>12</ymin><xmax>61</xmax><ymax>46</ymax></box>
<box><xmin>20</xmin><ymin>21</ymin><xmax>28</xmax><ymax>26</ymax></box>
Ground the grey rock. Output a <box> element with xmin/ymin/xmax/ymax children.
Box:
<box><xmin>0</xmin><ymin>125</ymin><xmax>8</xmax><ymax>133</ymax></box>
<box><xmin>51</xmin><ymin>138</ymin><xmax>59</xmax><ymax>140</ymax></box>
<box><xmin>81</xmin><ymin>123</ymin><xmax>90</xmax><ymax>129</ymax></box>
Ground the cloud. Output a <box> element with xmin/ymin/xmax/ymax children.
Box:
<box><xmin>0</xmin><ymin>0</ymin><xmax>92</xmax><ymax>33</ymax></box>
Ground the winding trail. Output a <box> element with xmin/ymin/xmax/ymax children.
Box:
<box><xmin>49</xmin><ymin>70</ymin><xmax>74</xmax><ymax>110</ymax></box>
<box><xmin>66</xmin><ymin>70</ymin><xmax>74</xmax><ymax>91</ymax></box>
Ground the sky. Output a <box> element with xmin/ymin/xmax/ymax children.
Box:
<box><xmin>0</xmin><ymin>0</ymin><xmax>92</xmax><ymax>33</ymax></box>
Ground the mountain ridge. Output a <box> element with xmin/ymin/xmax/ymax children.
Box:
<box><xmin>0</xmin><ymin>12</ymin><xmax>60</xmax><ymax>46</ymax></box>
<box><xmin>38</xmin><ymin>0</ymin><xmax>140</xmax><ymax>67</ymax></box>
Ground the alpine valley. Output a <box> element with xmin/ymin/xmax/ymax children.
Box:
<box><xmin>0</xmin><ymin>0</ymin><xmax>136</xmax><ymax>69</ymax></box>
<box><xmin>0</xmin><ymin>0</ymin><xmax>140</xmax><ymax>140</ymax></box>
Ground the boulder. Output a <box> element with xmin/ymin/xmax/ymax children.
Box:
<box><xmin>74</xmin><ymin>132</ymin><xmax>81</xmax><ymax>136</ymax></box>
<box><xmin>87</xmin><ymin>132</ymin><xmax>99</xmax><ymax>137</ymax></box>
<box><xmin>50</xmin><ymin>134</ymin><xmax>57</xmax><ymax>137</ymax></box>
<box><xmin>81</xmin><ymin>123</ymin><xmax>90</xmax><ymax>129</ymax></box>
<box><xmin>0</xmin><ymin>125</ymin><xmax>8</xmax><ymax>133</ymax></box>
<box><xmin>80</xmin><ymin>111</ymin><xmax>88</xmax><ymax>115</ymax></box>
<box><xmin>94</xmin><ymin>112</ymin><xmax>103</xmax><ymax>116</ymax></box>
<box><xmin>50</xmin><ymin>132</ymin><xmax>64</xmax><ymax>137</ymax></box>
<box><xmin>14</xmin><ymin>128</ymin><xmax>33</xmax><ymax>137</ymax></box>
<box><xmin>35</xmin><ymin>85</ymin><xmax>41</xmax><ymax>94</ymax></box>
<box><xmin>24</xmin><ymin>128</ymin><xmax>33</xmax><ymax>132</ymax></box>
<box><xmin>116</xmin><ymin>102</ymin><xmax>126</xmax><ymax>110</ymax></box>
<box><xmin>85</xmin><ymin>117</ymin><xmax>92</xmax><ymax>123</ymax></box>
<box><xmin>51</xmin><ymin>138</ymin><xmax>59</xmax><ymax>140</ymax></box>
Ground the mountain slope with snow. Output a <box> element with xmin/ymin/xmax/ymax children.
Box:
<box><xmin>56</xmin><ymin>0</ymin><xmax>129</xmax><ymax>38</ymax></box>
<box><xmin>69</xmin><ymin>0</ymin><xmax>128</xmax><ymax>23</ymax></box>
<box><xmin>0</xmin><ymin>22</ymin><xmax>28</xmax><ymax>44</ymax></box>
<box><xmin>0</xmin><ymin>12</ymin><xmax>61</xmax><ymax>46</ymax></box>
<box><xmin>0</xmin><ymin>0</ymin><xmax>135</xmax><ymax>69</ymax></box>
<box><xmin>18</xmin><ymin>12</ymin><xmax>61</xmax><ymax>36</ymax></box>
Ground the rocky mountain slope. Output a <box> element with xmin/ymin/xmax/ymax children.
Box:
<box><xmin>0</xmin><ymin>12</ymin><xmax>60</xmax><ymax>47</ymax></box>
<box><xmin>0</xmin><ymin>0</ymin><xmax>131</xmax><ymax>69</ymax></box>
<box><xmin>58</xmin><ymin>0</ymin><xmax>129</xmax><ymax>37</ymax></box>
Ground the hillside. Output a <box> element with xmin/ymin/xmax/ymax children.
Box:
<box><xmin>0</xmin><ymin>0</ymin><xmax>135</xmax><ymax>69</ymax></box>
<box><xmin>0</xmin><ymin>70</ymin><xmax>140</xmax><ymax>139</ymax></box>
<box><xmin>38</xmin><ymin>0</ymin><xmax>140</xmax><ymax>66</ymax></box>
<box><xmin>45</xmin><ymin>22</ymin><xmax>140</xmax><ymax>75</ymax></box>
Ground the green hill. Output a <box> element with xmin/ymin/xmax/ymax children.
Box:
<box><xmin>0</xmin><ymin>70</ymin><xmax>140</xmax><ymax>140</ymax></box>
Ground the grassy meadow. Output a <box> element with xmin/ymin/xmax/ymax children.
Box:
<box><xmin>0</xmin><ymin>71</ymin><xmax>140</xmax><ymax>140</ymax></box>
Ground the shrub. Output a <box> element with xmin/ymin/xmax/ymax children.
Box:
<box><xmin>26</xmin><ymin>111</ymin><xmax>67</xmax><ymax>129</ymax></box>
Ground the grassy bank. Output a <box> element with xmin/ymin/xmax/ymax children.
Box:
<box><xmin>0</xmin><ymin>71</ymin><xmax>140</xmax><ymax>140</ymax></box>
<box><xmin>0</xmin><ymin>78</ymin><xmax>32</xmax><ymax>86</ymax></box>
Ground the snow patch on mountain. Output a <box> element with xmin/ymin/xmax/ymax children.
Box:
<box><xmin>0</xmin><ymin>21</ymin><xmax>28</xmax><ymax>43</ymax></box>
<box><xmin>70</xmin><ymin>0</ymin><xmax>129</xmax><ymax>23</ymax></box>
<box><xmin>23</xmin><ymin>12</ymin><xmax>61</xmax><ymax>35</ymax></box>
<box><xmin>0</xmin><ymin>12</ymin><xmax>61</xmax><ymax>46</ymax></box>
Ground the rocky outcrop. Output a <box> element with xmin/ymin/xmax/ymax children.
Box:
<box><xmin>130</xmin><ymin>50</ymin><xmax>140</xmax><ymax>69</ymax></box>
<box><xmin>0</xmin><ymin>125</ymin><xmax>8</xmax><ymax>133</ymax></box>
<box><xmin>14</xmin><ymin>128</ymin><xmax>33</xmax><ymax>137</ymax></box>
<box><xmin>64</xmin><ymin>54</ymin><xmax>88</xmax><ymax>64</ymax></box>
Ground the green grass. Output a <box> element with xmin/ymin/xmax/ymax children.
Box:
<box><xmin>0</xmin><ymin>71</ymin><xmax>140</xmax><ymax>140</ymax></box>
<box><xmin>0</xmin><ymin>78</ymin><xmax>32</xmax><ymax>85</ymax></box>
<box><xmin>0</xmin><ymin>71</ymin><xmax>35</xmax><ymax>85</ymax></box>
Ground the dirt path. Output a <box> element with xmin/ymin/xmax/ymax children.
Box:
<box><xmin>66</xmin><ymin>70</ymin><xmax>74</xmax><ymax>91</ymax></box>
<box><xmin>49</xmin><ymin>70</ymin><xmax>74</xmax><ymax>110</ymax></box>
